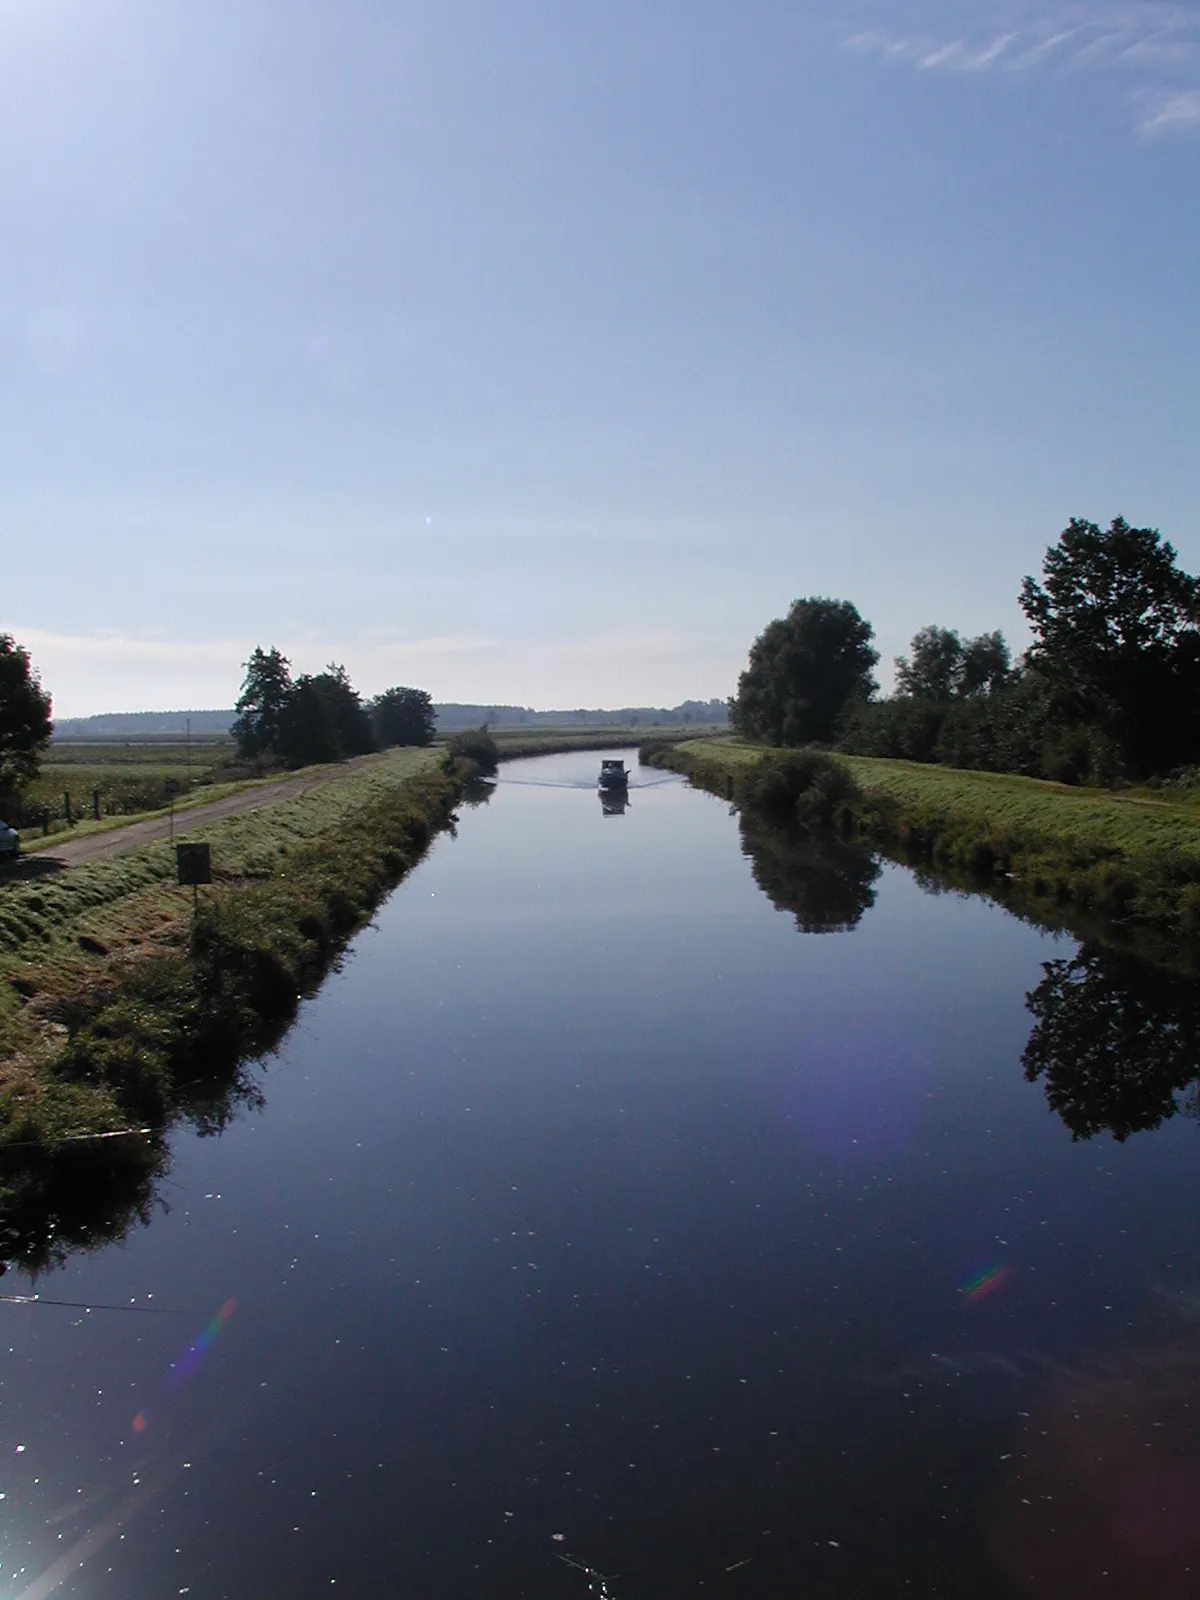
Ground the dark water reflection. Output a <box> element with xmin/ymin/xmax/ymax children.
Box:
<box><xmin>2</xmin><ymin>749</ymin><xmax>1200</xmax><ymax>1599</ymax></box>
<box><xmin>1023</xmin><ymin>944</ymin><xmax>1200</xmax><ymax>1142</ymax></box>
<box><xmin>739</xmin><ymin>813</ymin><xmax>881</xmax><ymax>933</ymax></box>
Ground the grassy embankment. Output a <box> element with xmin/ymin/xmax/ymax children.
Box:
<box><xmin>0</xmin><ymin>746</ymin><xmax>464</xmax><ymax>1156</ymax></box>
<box><xmin>643</xmin><ymin>737</ymin><xmax>1200</xmax><ymax>959</ymax></box>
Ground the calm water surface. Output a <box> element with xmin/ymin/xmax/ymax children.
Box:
<box><xmin>3</xmin><ymin>749</ymin><xmax>1199</xmax><ymax>1598</ymax></box>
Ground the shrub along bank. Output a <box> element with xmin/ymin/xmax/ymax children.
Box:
<box><xmin>0</xmin><ymin>748</ymin><xmax>464</xmax><ymax>1160</ymax></box>
<box><xmin>640</xmin><ymin>738</ymin><xmax>1200</xmax><ymax>961</ymax></box>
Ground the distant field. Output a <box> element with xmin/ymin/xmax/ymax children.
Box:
<box><xmin>18</xmin><ymin>737</ymin><xmax>240</xmax><ymax>836</ymax></box>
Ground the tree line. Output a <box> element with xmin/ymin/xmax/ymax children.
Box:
<box><xmin>731</xmin><ymin>517</ymin><xmax>1200</xmax><ymax>785</ymax></box>
<box><xmin>232</xmin><ymin>649</ymin><xmax>436</xmax><ymax>767</ymax></box>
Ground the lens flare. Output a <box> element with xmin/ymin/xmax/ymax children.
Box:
<box><xmin>170</xmin><ymin>1298</ymin><xmax>237</xmax><ymax>1387</ymax></box>
<box><xmin>130</xmin><ymin>1298</ymin><xmax>237</xmax><ymax>1434</ymax></box>
<box><xmin>961</xmin><ymin>1264</ymin><xmax>1011</xmax><ymax>1304</ymax></box>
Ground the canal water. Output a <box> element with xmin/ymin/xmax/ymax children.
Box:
<box><xmin>3</xmin><ymin>748</ymin><xmax>1199</xmax><ymax>1598</ymax></box>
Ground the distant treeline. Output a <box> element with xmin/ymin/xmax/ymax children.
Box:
<box><xmin>52</xmin><ymin>710</ymin><xmax>236</xmax><ymax>738</ymax></box>
<box><xmin>54</xmin><ymin>698</ymin><xmax>728</xmax><ymax>740</ymax></box>
<box><xmin>432</xmin><ymin>699</ymin><xmax>727</xmax><ymax>730</ymax></box>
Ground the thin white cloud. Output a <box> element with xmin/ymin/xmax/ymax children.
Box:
<box><xmin>842</xmin><ymin>1</ymin><xmax>1200</xmax><ymax>133</ymax></box>
<box><xmin>1140</xmin><ymin>86</ymin><xmax>1200</xmax><ymax>131</ymax></box>
<box><xmin>921</xmin><ymin>40</ymin><xmax>966</xmax><ymax>67</ymax></box>
<box><xmin>964</xmin><ymin>34</ymin><xmax>1019</xmax><ymax>69</ymax></box>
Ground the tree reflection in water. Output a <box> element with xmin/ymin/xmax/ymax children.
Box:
<box><xmin>1023</xmin><ymin>944</ymin><xmax>1200</xmax><ymax>1141</ymax></box>
<box><xmin>0</xmin><ymin>1062</ymin><xmax>266</xmax><ymax>1278</ymax></box>
<box><xmin>739</xmin><ymin>813</ymin><xmax>881</xmax><ymax>934</ymax></box>
<box><xmin>0</xmin><ymin>1136</ymin><xmax>167</xmax><ymax>1278</ymax></box>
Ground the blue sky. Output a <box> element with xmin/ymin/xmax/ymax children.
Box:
<box><xmin>3</xmin><ymin>0</ymin><xmax>1198</xmax><ymax>715</ymax></box>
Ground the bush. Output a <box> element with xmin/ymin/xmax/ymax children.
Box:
<box><xmin>443</xmin><ymin>727</ymin><xmax>499</xmax><ymax>775</ymax></box>
<box><xmin>736</xmin><ymin>750</ymin><xmax>863</xmax><ymax>832</ymax></box>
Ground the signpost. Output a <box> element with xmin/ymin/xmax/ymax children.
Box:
<box><xmin>175</xmin><ymin>842</ymin><xmax>212</xmax><ymax>912</ymax></box>
<box><xmin>165</xmin><ymin>777</ymin><xmax>181</xmax><ymax>842</ymax></box>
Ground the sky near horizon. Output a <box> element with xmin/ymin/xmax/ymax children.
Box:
<box><xmin>3</xmin><ymin>0</ymin><xmax>1198</xmax><ymax>716</ymax></box>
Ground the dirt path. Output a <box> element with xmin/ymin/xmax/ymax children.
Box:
<box><xmin>32</xmin><ymin>772</ymin><xmax>329</xmax><ymax>868</ymax></box>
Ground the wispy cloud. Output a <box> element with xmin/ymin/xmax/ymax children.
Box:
<box><xmin>1139</xmin><ymin>85</ymin><xmax>1200</xmax><ymax>130</ymax></box>
<box><xmin>843</xmin><ymin>2</ymin><xmax>1200</xmax><ymax>133</ymax></box>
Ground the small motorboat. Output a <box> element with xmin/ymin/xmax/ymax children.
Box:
<box><xmin>598</xmin><ymin>758</ymin><xmax>629</xmax><ymax>792</ymax></box>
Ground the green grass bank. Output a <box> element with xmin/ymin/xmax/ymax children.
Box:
<box><xmin>0</xmin><ymin>746</ymin><xmax>465</xmax><ymax>1160</ymax></box>
<box><xmin>643</xmin><ymin>737</ymin><xmax>1200</xmax><ymax>960</ymax></box>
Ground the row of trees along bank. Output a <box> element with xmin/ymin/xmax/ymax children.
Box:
<box><xmin>732</xmin><ymin>518</ymin><xmax>1200</xmax><ymax>786</ymax></box>
<box><xmin>233</xmin><ymin>648</ymin><xmax>437</xmax><ymax>767</ymax></box>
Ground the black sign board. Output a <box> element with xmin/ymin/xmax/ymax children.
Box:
<box><xmin>165</xmin><ymin>777</ymin><xmax>181</xmax><ymax>796</ymax></box>
<box><xmin>176</xmin><ymin>843</ymin><xmax>212</xmax><ymax>886</ymax></box>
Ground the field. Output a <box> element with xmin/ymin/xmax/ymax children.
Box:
<box><xmin>650</xmin><ymin>737</ymin><xmax>1200</xmax><ymax>956</ymax></box>
<box><xmin>15</xmin><ymin>736</ymin><xmax>242</xmax><ymax>840</ymax></box>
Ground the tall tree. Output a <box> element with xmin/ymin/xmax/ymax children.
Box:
<box><xmin>895</xmin><ymin>626</ymin><xmax>1011</xmax><ymax>701</ymax></box>
<box><xmin>310</xmin><ymin>664</ymin><xmax>376</xmax><ymax>758</ymax></box>
<box><xmin>371</xmin><ymin>686</ymin><xmax>436</xmax><ymax>748</ymax></box>
<box><xmin>731</xmin><ymin>597</ymin><xmax>878</xmax><ymax>746</ymax></box>
<box><xmin>0</xmin><ymin>634</ymin><xmax>53</xmax><ymax>801</ymax></box>
<box><xmin>959</xmin><ymin>631</ymin><xmax>1011</xmax><ymax>696</ymax></box>
<box><xmin>232</xmin><ymin>647</ymin><xmax>292</xmax><ymax>760</ymax></box>
<box><xmin>1020</xmin><ymin>517</ymin><xmax>1200</xmax><ymax>774</ymax></box>
<box><xmin>277</xmin><ymin>675</ymin><xmax>341</xmax><ymax>767</ymax></box>
<box><xmin>894</xmin><ymin>626</ymin><xmax>963</xmax><ymax>701</ymax></box>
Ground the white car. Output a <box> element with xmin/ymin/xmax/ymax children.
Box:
<box><xmin>0</xmin><ymin>819</ymin><xmax>19</xmax><ymax>859</ymax></box>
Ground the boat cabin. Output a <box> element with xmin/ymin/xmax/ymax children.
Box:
<box><xmin>598</xmin><ymin>758</ymin><xmax>629</xmax><ymax>791</ymax></box>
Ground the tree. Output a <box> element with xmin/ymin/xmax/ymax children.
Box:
<box><xmin>895</xmin><ymin>626</ymin><xmax>963</xmax><ymax>701</ymax></box>
<box><xmin>959</xmin><ymin>630</ymin><xmax>1011</xmax><ymax>696</ymax></box>
<box><xmin>0</xmin><ymin>634</ymin><xmax>53</xmax><ymax>802</ymax></box>
<box><xmin>233</xmin><ymin>647</ymin><xmax>292</xmax><ymax>760</ymax></box>
<box><xmin>731</xmin><ymin>597</ymin><xmax>878</xmax><ymax>746</ymax></box>
<box><xmin>277</xmin><ymin>675</ymin><xmax>341</xmax><ymax>767</ymax></box>
<box><xmin>370</xmin><ymin>686</ymin><xmax>436</xmax><ymax>748</ymax></box>
<box><xmin>895</xmin><ymin>626</ymin><xmax>1011</xmax><ymax>701</ymax></box>
<box><xmin>273</xmin><ymin>665</ymin><xmax>375</xmax><ymax>768</ymax></box>
<box><xmin>309</xmin><ymin>664</ymin><xmax>376</xmax><ymax>758</ymax></box>
<box><xmin>1020</xmin><ymin>517</ymin><xmax>1200</xmax><ymax>774</ymax></box>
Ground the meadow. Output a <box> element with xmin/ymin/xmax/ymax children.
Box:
<box><xmin>14</xmin><ymin>735</ymin><xmax>242</xmax><ymax>838</ymax></box>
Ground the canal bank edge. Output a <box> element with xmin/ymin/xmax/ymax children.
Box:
<box><xmin>642</xmin><ymin>737</ymin><xmax>1200</xmax><ymax>965</ymax></box>
<box><xmin>0</xmin><ymin>748</ymin><xmax>469</xmax><ymax>1159</ymax></box>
